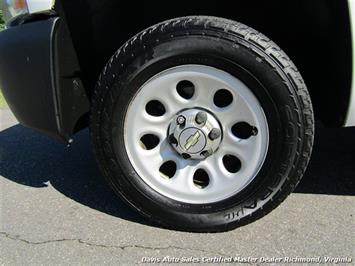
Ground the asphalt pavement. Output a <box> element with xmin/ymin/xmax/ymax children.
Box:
<box><xmin>0</xmin><ymin>108</ymin><xmax>354</xmax><ymax>265</ymax></box>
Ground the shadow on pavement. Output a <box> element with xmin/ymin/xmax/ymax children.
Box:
<box><xmin>295</xmin><ymin>124</ymin><xmax>355</xmax><ymax>196</ymax></box>
<box><xmin>0</xmin><ymin>124</ymin><xmax>354</xmax><ymax>224</ymax></box>
<box><xmin>0</xmin><ymin>125</ymin><xmax>150</xmax><ymax>225</ymax></box>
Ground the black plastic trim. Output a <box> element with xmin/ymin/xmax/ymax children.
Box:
<box><xmin>0</xmin><ymin>17</ymin><xmax>89</xmax><ymax>141</ymax></box>
<box><xmin>7</xmin><ymin>10</ymin><xmax>58</xmax><ymax>28</ymax></box>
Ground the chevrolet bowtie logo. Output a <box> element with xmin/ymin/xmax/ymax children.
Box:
<box><xmin>184</xmin><ymin>131</ymin><xmax>201</xmax><ymax>151</ymax></box>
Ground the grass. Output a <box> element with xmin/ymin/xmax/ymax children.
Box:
<box><xmin>0</xmin><ymin>89</ymin><xmax>8</xmax><ymax>108</ymax></box>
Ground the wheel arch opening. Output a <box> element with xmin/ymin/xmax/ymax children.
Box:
<box><xmin>56</xmin><ymin>0</ymin><xmax>352</xmax><ymax>128</ymax></box>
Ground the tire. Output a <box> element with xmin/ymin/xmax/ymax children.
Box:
<box><xmin>91</xmin><ymin>16</ymin><xmax>314</xmax><ymax>232</ymax></box>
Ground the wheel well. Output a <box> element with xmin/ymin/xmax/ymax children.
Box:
<box><xmin>57</xmin><ymin>0</ymin><xmax>352</xmax><ymax>127</ymax></box>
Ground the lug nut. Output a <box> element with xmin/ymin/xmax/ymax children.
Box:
<box><xmin>168</xmin><ymin>134</ymin><xmax>178</xmax><ymax>146</ymax></box>
<box><xmin>201</xmin><ymin>149</ymin><xmax>213</xmax><ymax>158</ymax></box>
<box><xmin>195</xmin><ymin>111</ymin><xmax>207</xmax><ymax>125</ymax></box>
<box><xmin>176</xmin><ymin>115</ymin><xmax>186</xmax><ymax>126</ymax></box>
<box><xmin>209</xmin><ymin>128</ymin><xmax>221</xmax><ymax>140</ymax></box>
<box><xmin>182</xmin><ymin>153</ymin><xmax>191</xmax><ymax>159</ymax></box>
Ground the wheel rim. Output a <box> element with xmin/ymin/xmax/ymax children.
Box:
<box><xmin>124</xmin><ymin>65</ymin><xmax>269</xmax><ymax>204</ymax></box>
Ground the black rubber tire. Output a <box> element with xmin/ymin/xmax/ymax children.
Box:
<box><xmin>91</xmin><ymin>16</ymin><xmax>314</xmax><ymax>232</ymax></box>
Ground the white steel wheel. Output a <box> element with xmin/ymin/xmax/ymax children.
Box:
<box><xmin>124</xmin><ymin>65</ymin><xmax>269</xmax><ymax>204</ymax></box>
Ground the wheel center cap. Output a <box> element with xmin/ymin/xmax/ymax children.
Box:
<box><xmin>168</xmin><ymin>109</ymin><xmax>222</xmax><ymax>160</ymax></box>
<box><xmin>179</xmin><ymin>128</ymin><xmax>206</xmax><ymax>154</ymax></box>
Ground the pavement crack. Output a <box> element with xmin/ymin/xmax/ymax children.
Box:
<box><xmin>0</xmin><ymin>232</ymin><xmax>76</xmax><ymax>245</ymax></box>
<box><xmin>0</xmin><ymin>232</ymin><xmax>228</xmax><ymax>256</ymax></box>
